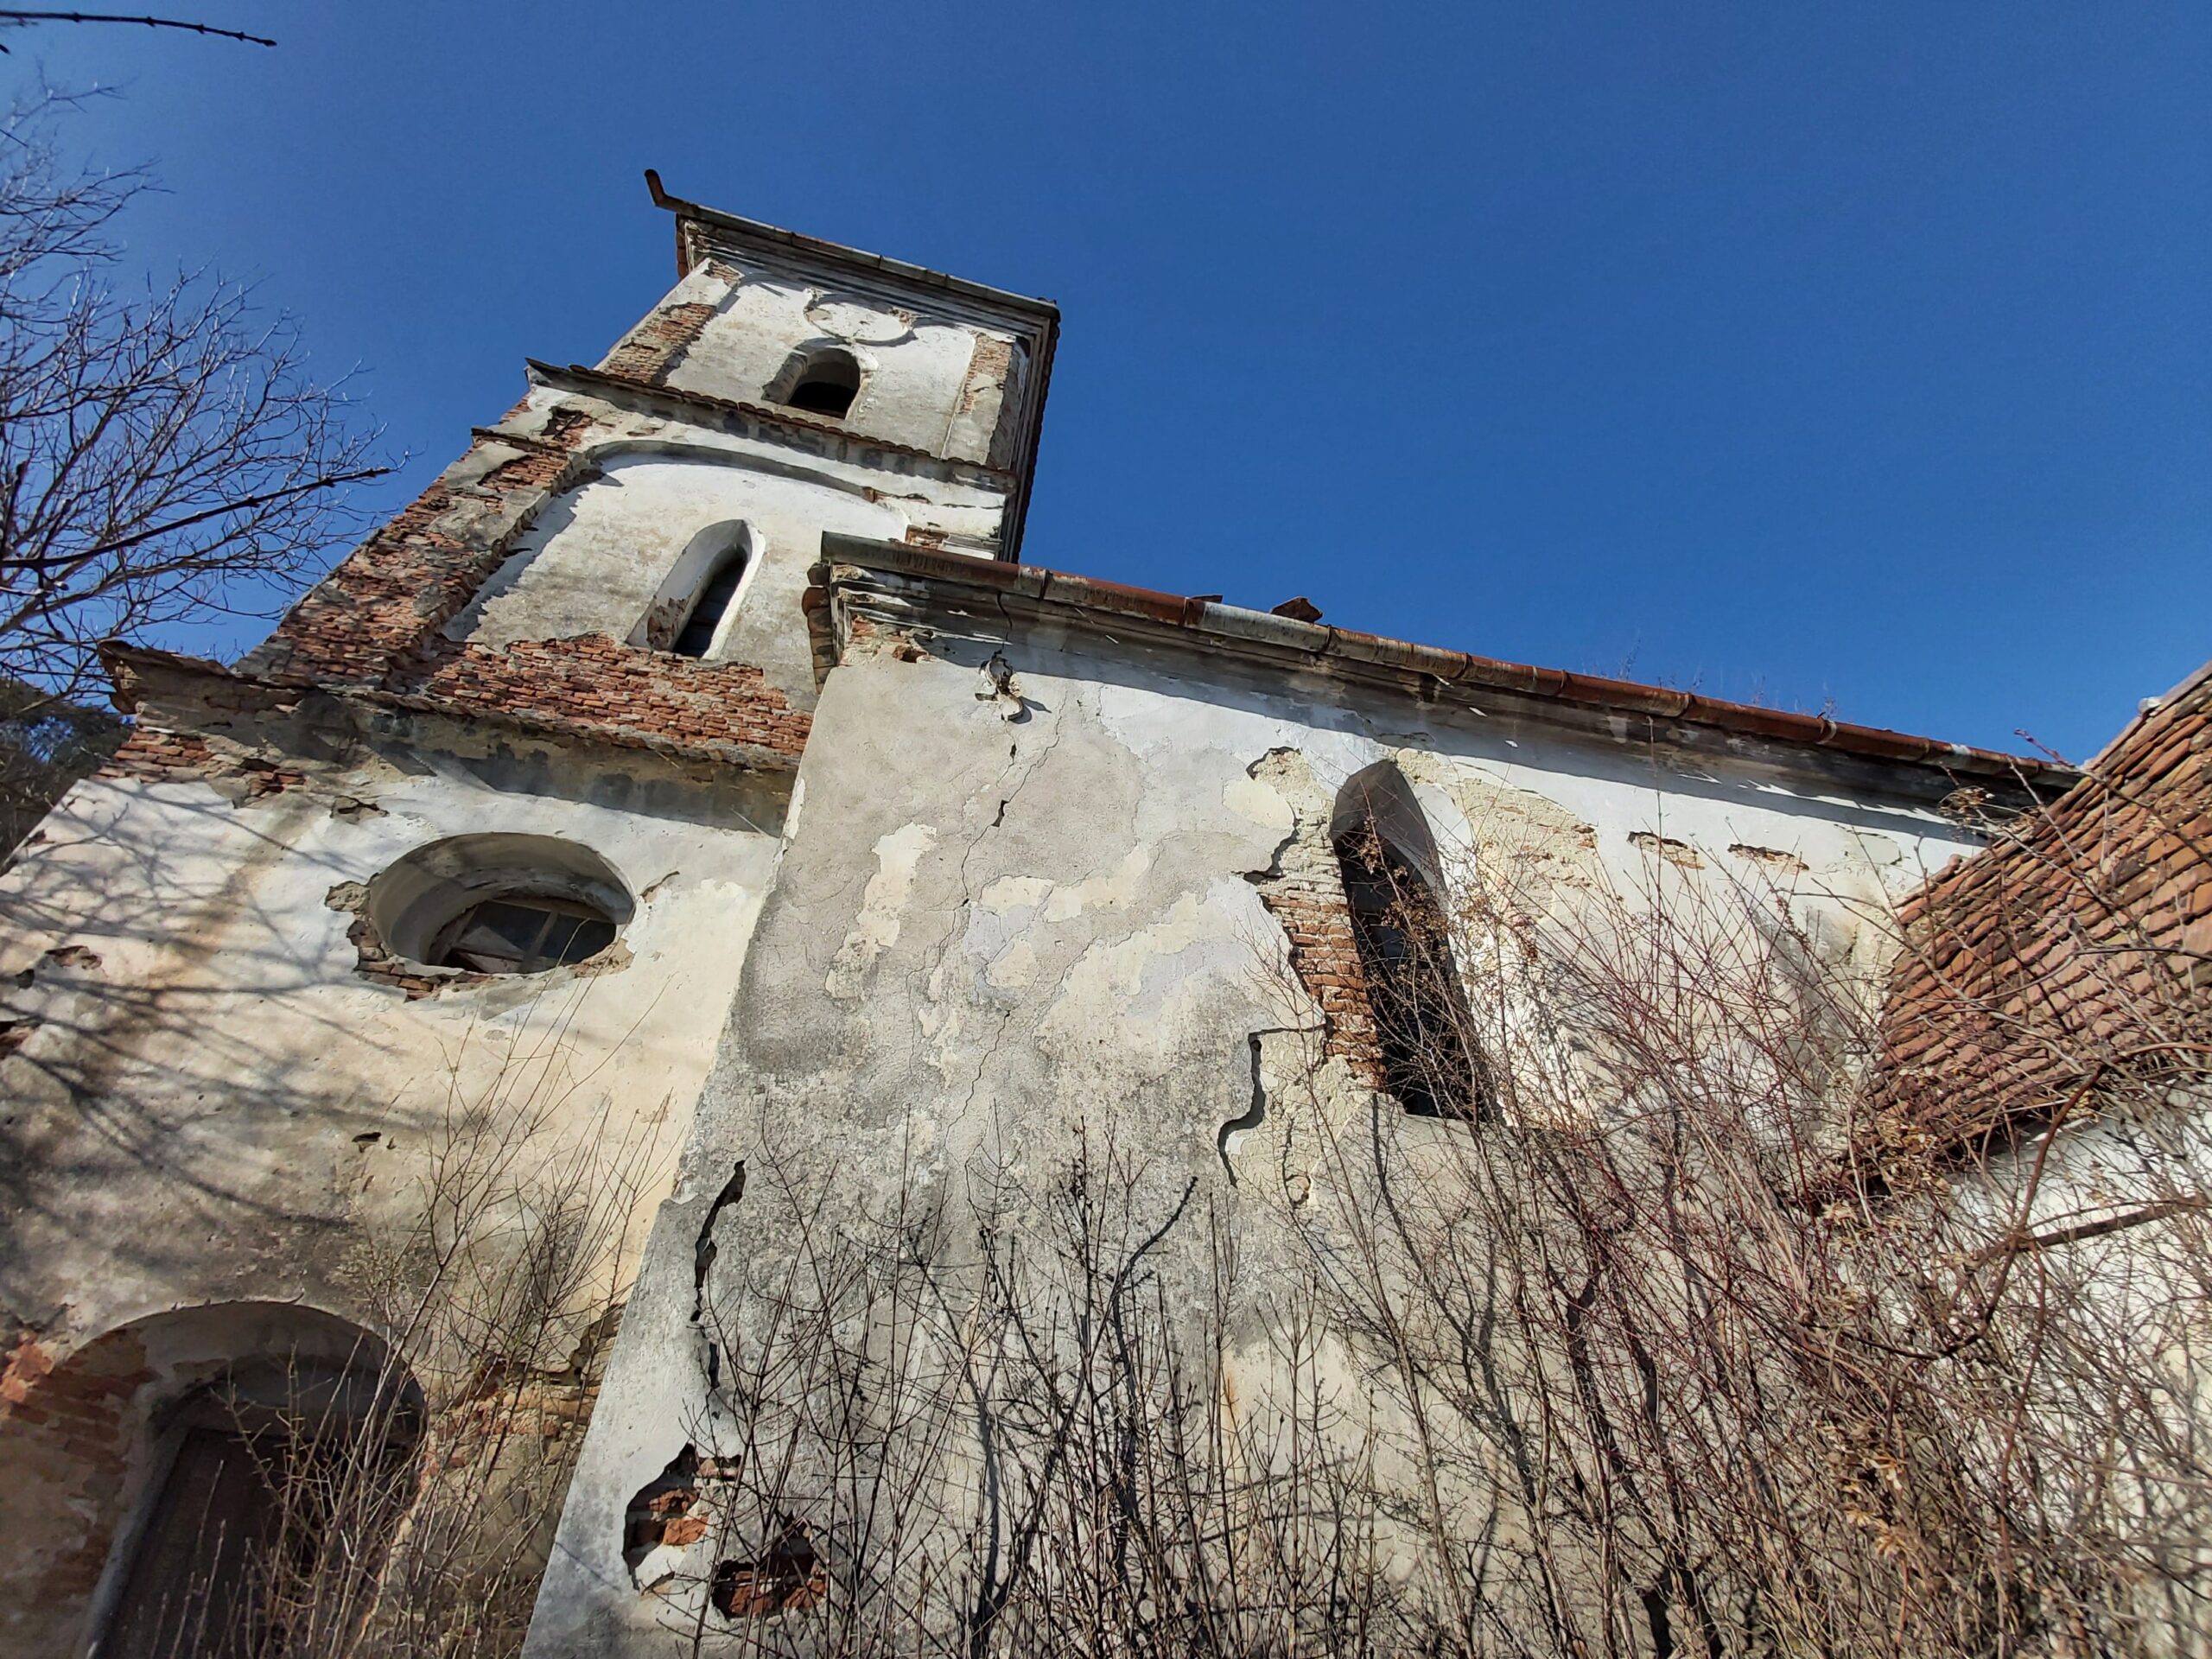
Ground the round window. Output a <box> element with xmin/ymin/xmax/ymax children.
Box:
<box><xmin>365</xmin><ymin>835</ymin><xmax>633</xmax><ymax>976</ymax></box>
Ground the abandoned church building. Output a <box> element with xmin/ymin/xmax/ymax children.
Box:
<box><xmin>1</xmin><ymin>174</ymin><xmax>2206</xmax><ymax>1658</ymax></box>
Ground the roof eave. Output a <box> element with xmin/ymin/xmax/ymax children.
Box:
<box><xmin>814</xmin><ymin>535</ymin><xmax>2077</xmax><ymax>795</ymax></box>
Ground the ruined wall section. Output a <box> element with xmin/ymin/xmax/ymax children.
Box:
<box><xmin>524</xmin><ymin>577</ymin><xmax>1983</xmax><ymax>1656</ymax></box>
<box><xmin>0</xmin><ymin>207</ymin><xmax>1062</xmax><ymax>1655</ymax></box>
<box><xmin>441</xmin><ymin>446</ymin><xmax>1004</xmax><ymax>712</ymax></box>
<box><xmin>0</xmin><ymin>698</ymin><xmax>785</xmax><ymax>1654</ymax></box>
<box><xmin>243</xmin><ymin>378</ymin><xmax>1012</xmax><ymax>748</ymax></box>
<box><xmin>1243</xmin><ymin>747</ymin><xmax>1387</xmax><ymax>1087</ymax></box>
<box><xmin>1872</xmin><ymin>658</ymin><xmax>2212</xmax><ymax>1164</ymax></box>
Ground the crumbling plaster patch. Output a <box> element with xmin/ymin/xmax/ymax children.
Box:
<box><xmin>824</xmin><ymin>822</ymin><xmax>938</xmax><ymax>1000</ymax></box>
<box><xmin>526</xmin><ymin>626</ymin><xmax>1998</xmax><ymax>1657</ymax></box>
<box><xmin>0</xmin><ymin>745</ymin><xmax>776</xmax><ymax>1414</ymax></box>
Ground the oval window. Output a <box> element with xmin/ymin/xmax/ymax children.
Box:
<box><xmin>365</xmin><ymin>834</ymin><xmax>634</xmax><ymax>976</ymax></box>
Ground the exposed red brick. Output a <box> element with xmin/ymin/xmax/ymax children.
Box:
<box><xmin>251</xmin><ymin>403</ymin><xmax>602</xmax><ymax>690</ymax></box>
<box><xmin>94</xmin><ymin>728</ymin><xmax>303</xmax><ymax>797</ymax></box>
<box><xmin>394</xmin><ymin>636</ymin><xmax>811</xmax><ymax>766</ymax></box>
<box><xmin>0</xmin><ymin>1325</ymin><xmax>154</xmax><ymax>1610</ymax></box>
<box><xmin>1248</xmin><ymin>799</ymin><xmax>1388</xmax><ymax>1089</ymax></box>
<box><xmin>97</xmin><ymin>728</ymin><xmax>215</xmax><ymax>783</ymax></box>
<box><xmin>600</xmin><ymin>299</ymin><xmax>717</xmax><ymax>384</ymax></box>
<box><xmin>1869</xmin><ymin>665</ymin><xmax>2212</xmax><ymax>1166</ymax></box>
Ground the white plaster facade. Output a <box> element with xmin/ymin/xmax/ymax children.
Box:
<box><xmin>0</xmin><ymin>181</ymin><xmax>2139</xmax><ymax>1659</ymax></box>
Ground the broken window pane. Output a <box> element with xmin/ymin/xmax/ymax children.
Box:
<box><xmin>430</xmin><ymin>895</ymin><xmax>616</xmax><ymax>975</ymax></box>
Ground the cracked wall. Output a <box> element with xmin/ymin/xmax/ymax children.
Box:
<box><xmin>0</xmin><ymin>706</ymin><xmax>781</xmax><ymax>1656</ymax></box>
<box><xmin>0</xmin><ymin>209</ymin><xmax>1060</xmax><ymax>1656</ymax></box>
<box><xmin>527</xmin><ymin>603</ymin><xmax>1987</xmax><ymax>1655</ymax></box>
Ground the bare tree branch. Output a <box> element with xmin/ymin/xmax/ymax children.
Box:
<box><xmin>0</xmin><ymin>93</ymin><xmax>383</xmax><ymax>710</ymax></box>
<box><xmin>0</xmin><ymin>11</ymin><xmax>276</xmax><ymax>50</ymax></box>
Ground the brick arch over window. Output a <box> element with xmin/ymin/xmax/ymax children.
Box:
<box><xmin>1329</xmin><ymin>762</ymin><xmax>1489</xmax><ymax>1122</ymax></box>
<box><xmin>0</xmin><ymin>1303</ymin><xmax>421</xmax><ymax>1659</ymax></box>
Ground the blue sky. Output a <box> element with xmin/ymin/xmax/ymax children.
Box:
<box><xmin>19</xmin><ymin>3</ymin><xmax>2208</xmax><ymax>760</ymax></box>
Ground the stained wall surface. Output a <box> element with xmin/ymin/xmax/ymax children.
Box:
<box><xmin>0</xmin><ymin>709</ymin><xmax>782</xmax><ymax>1655</ymax></box>
<box><xmin>0</xmin><ymin>207</ymin><xmax>1060</xmax><ymax>1653</ymax></box>
<box><xmin>524</xmin><ymin>578</ymin><xmax>1991</xmax><ymax>1655</ymax></box>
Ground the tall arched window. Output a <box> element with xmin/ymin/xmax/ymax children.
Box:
<box><xmin>632</xmin><ymin>522</ymin><xmax>756</xmax><ymax>658</ymax></box>
<box><xmin>672</xmin><ymin>548</ymin><xmax>747</xmax><ymax>658</ymax></box>
<box><xmin>1331</xmin><ymin>763</ymin><xmax>1487</xmax><ymax>1121</ymax></box>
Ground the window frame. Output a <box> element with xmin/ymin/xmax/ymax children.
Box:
<box><xmin>427</xmin><ymin>892</ymin><xmax>619</xmax><ymax>976</ymax></box>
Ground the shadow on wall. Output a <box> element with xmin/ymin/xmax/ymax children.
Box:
<box><xmin>0</xmin><ymin>779</ymin><xmax>649</xmax><ymax>1318</ymax></box>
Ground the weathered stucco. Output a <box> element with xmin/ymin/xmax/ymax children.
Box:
<box><xmin>0</xmin><ymin>188</ymin><xmax>1066</xmax><ymax>1657</ymax></box>
<box><xmin>7</xmin><ymin>181</ymin><xmax>2176</xmax><ymax>1659</ymax></box>
<box><xmin>0</xmin><ymin>701</ymin><xmax>783</xmax><ymax>1654</ymax></box>
<box><xmin>522</xmin><ymin>555</ymin><xmax>1993</xmax><ymax>1654</ymax></box>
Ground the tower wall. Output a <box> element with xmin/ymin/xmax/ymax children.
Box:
<box><xmin>0</xmin><ymin>190</ymin><xmax>1057</xmax><ymax>1657</ymax></box>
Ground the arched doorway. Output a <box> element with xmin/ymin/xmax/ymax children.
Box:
<box><xmin>0</xmin><ymin>1303</ymin><xmax>422</xmax><ymax>1659</ymax></box>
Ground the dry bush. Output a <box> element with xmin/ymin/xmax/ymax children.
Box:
<box><xmin>143</xmin><ymin>768</ymin><xmax>2209</xmax><ymax>1659</ymax></box>
<box><xmin>632</xmin><ymin>779</ymin><xmax>2206</xmax><ymax>1658</ymax></box>
<box><xmin>138</xmin><ymin>988</ymin><xmax>664</xmax><ymax>1659</ymax></box>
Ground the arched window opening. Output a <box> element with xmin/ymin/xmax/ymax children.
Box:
<box><xmin>366</xmin><ymin>834</ymin><xmax>634</xmax><ymax>978</ymax></box>
<box><xmin>783</xmin><ymin>348</ymin><xmax>861</xmax><ymax>418</ymax></box>
<box><xmin>633</xmin><ymin>521</ymin><xmax>757</xmax><ymax>658</ymax></box>
<box><xmin>1332</xmin><ymin>766</ymin><xmax>1488</xmax><ymax>1122</ymax></box>
<box><xmin>672</xmin><ymin>549</ymin><xmax>747</xmax><ymax>658</ymax></box>
<box><xmin>85</xmin><ymin>1308</ymin><xmax>423</xmax><ymax>1659</ymax></box>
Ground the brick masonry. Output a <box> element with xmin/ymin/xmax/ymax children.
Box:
<box><xmin>0</xmin><ymin>1325</ymin><xmax>153</xmax><ymax>1625</ymax></box>
<box><xmin>1870</xmin><ymin>661</ymin><xmax>2212</xmax><ymax>1165</ymax></box>
<box><xmin>97</xmin><ymin>728</ymin><xmax>217</xmax><ymax>784</ymax></box>
<box><xmin>1244</xmin><ymin>759</ymin><xmax>1388</xmax><ymax>1090</ymax></box>
<box><xmin>596</xmin><ymin>262</ymin><xmax>731</xmax><ymax>385</ymax></box>
<box><xmin>98</xmin><ymin>728</ymin><xmax>305</xmax><ymax>796</ymax></box>
<box><xmin>601</xmin><ymin>302</ymin><xmax>719</xmax><ymax>385</ymax></box>
<box><xmin>236</xmin><ymin>353</ymin><xmax>813</xmax><ymax>773</ymax></box>
<box><xmin>397</xmin><ymin>636</ymin><xmax>811</xmax><ymax>766</ymax></box>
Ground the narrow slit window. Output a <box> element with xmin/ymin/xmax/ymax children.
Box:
<box><xmin>1335</xmin><ymin>820</ymin><xmax>1486</xmax><ymax>1121</ymax></box>
<box><xmin>672</xmin><ymin>551</ymin><xmax>747</xmax><ymax>658</ymax></box>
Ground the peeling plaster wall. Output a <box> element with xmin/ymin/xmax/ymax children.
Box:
<box><xmin>527</xmin><ymin>615</ymin><xmax>1986</xmax><ymax>1655</ymax></box>
<box><xmin>648</xmin><ymin>258</ymin><xmax>1023</xmax><ymax>467</ymax></box>
<box><xmin>0</xmin><ymin>209</ymin><xmax>1058</xmax><ymax>1656</ymax></box>
<box><xmin>435</xmin><ymin>435</ymin><xmax>1012</xmax><ymax>715</ymax></box>
<box><xmin>0</xmin><ymin>730</ymin><xmax>780</xmax><ymax>1656</ymax></box>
